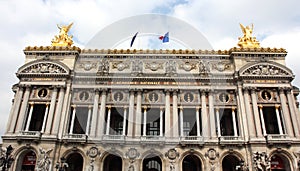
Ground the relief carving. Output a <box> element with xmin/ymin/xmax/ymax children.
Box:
<box><xmin>36</xmin><ymin>148</ymin><xmax>53</xmax><ymax>171</ymax></box>
<box><xmin>165</xmin><ymin>60</ymin><xmax>177</xmax><ymax>76</ymax></box>
<box><xmin>242</xmin><ymin>64</ymin><xmax>290</xmax><ymax>76</ymax></box>
<box><xmin>98</xmin><ymin>59</ymin><xmax>109</xmax><ymax>75</ymax></box>
<box><xmin>21</xmin><ymin>62</ymin><xmax>67</xmax><ymax>74</ymax></box>
<box><xmin>253</xmin><ymin>152</ymin><xmax>270</xmax><ymax>171</ymax></box>
<box><xmin>112</xmin><ymin>61</ymin><xmax>130</xmax><ymax>71</ymax></box>
<box><xmin>199</xmin><ymin>60</ymin><xmax>210</xmax><ymax>74</ymax></box>
<box><xmin>145</xmin><ymin>62</ymin><xmax>163</xmax><ymax>71</ymax></box>
<box><xmin>179</xmin><ymin>62</ymin><xmax>197</xmax><ymax>71</ymax></box>
<box><xmin>131</xmin><ymin>60</ymin><xmax>143</xmax><ymax>76</ymax></box>
<box><xmin>79</xmin><ymin>62</ymin><xmax>97</xmax><ymax>71</ymax></box>
<box><xmin>211</xmin><ymin>62</ymin><xmax>231</xmax><ymax>72</ymax></box>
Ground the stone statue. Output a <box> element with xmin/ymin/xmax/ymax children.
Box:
<box><xmin>253</xmin><ymin>152</ymin><xmax>270</xmax><ymax>171</ymax></box>
<box><xmin>51</xmin><ymin>22</ymin><xmax>74</xmax><ymax>47</ymax></box>
<box><xmin>128</xmin><ymin>165</ymin><xmax>134</xmax><ymax>171</ymax></box>
<box><xmin>238</xmin><ymin>23</ymin><xmax>260</xmax><ymax>48</ymax></box>
<box><xmin>35</xmin><ymin>148</ymin><xmax>53</xmax><ymax>171</ymax></box>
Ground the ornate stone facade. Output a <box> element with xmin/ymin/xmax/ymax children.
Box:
<box><xmin>1</xmin><ymin>45</ymin><xmax>300</xmax><ymax>171</ymax></box>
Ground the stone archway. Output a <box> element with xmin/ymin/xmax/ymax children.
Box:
<box><xmin>66</xmin><ymin>153</ymin><xmax>83</xmax><ymax>171</ymax></box>
<box><xmin>182</xmin><ymin>154</ymin><xmax>202</xmax><ymax>171</ymax></box>
<box><xmin>16</xmin><ymin>150</ymin><xmax>36</xmax><ymax>171</ymax></box>
<box><xmin>270</xmin><ymin>154</ymin><xmax>291</xmax><ymax>171</ymax></box>
<box><xmin>143</xmin><ymin>155</ymin><xmax>162</xmax><ymax>171</ymax></box>
<box><xmin>103</xmin><ymin>154</ymin><xmax>122</xmax><ymax>171</ymax></box>
<box><xmin>222</xmin><ymin>155</ymin><xmax>240</xmax><ymax>171</ymax></box>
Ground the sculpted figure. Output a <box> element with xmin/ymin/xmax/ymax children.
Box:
<box><xmin>35</xmin><ymin>148</ymin><xmax>53</xmax><ymax>171</ymax></box>
<box><xmin>51</xmin><ymin>22</ymin><xmax>74</xmax><ymax>46</ymax></box>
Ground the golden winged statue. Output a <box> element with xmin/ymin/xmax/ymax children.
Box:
<box><xmin>51</xmin><ymin>22</ymin><xmax>74</xmax><ymax>47</ymax></box>
<box><xmin>237</xmin><ymin>23</ymin><xmax>260</xmax><ymax>48</ymax></box>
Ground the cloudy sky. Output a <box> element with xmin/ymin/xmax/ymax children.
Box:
<box><xmin>1</xmin><ymin>0</ymin><xmax>300</xmax><ymax>137</ymax></box>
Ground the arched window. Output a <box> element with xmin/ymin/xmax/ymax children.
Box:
<box><xmin>143</xmin><ymin>155</ymin><xmax>162</xmax><ymax>171</ymax></box>
<box><xmin>103</xmin><ymin>154</ymin><xmax>122</xmax><ymax>171</ymax></box>
<box><xmin>222</xmin><ymin>155</ymin><xmax>240</xmax><ymax>171</ymax></box>
<box><xmin>270</xmin><ymin>154</ymin><xmax>291</xmax><ymax>171</ymax></box>
<box><xmin>17</xmin><ymin>150</ymin><xmax>36</xmax><ymax>171</ymax></box>
<box><xmin>182</xmin><ymin>155</ymin><xmax>202</xmax><ymax>171</ymax></box>
<box><xmin>66</xmin><ymin>153</ymin><xmax>83</xmax><ymax>171</ymax></box>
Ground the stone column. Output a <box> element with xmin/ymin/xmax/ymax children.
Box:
<box><xmin>215</xmin><ymin>108</ymin><xmax>221</xmax><ymax>137</ymax></box>
<box><xmin>105</xmin><ymin>106</ymin><xmax>111</xmax><ymax>135</ymax></box>
<box><xmin>45</xmin><ymin>87</ymin><xmax>58</xmax><ymax>134</ymax></box>
<box><xmin>90</xmin><ymin>89</ymin><xmax>100</xmax><ymax>137</ymax></box>
<box><xmin>250</xmin><ymin>88</ymin><xmax>263</xmax><ymax>137</ymax></box>
<box><xmin>97</xmin><ymin>89</ymin><xmax>107</xmax><ymax>137</ymax></box>
<box><xmin>201</xmin><ymin>91</ymin><xmax>208</xmax><ymax>139</ymax></box>
<box><xmin>286</xmin><ymin>89</ymin><xmax>300</xmax><ymax>137</ymax></box>
<box><xmin>16</xmin><ymin>86</ymin><xmax>31</xmax><ymax>132</ymax></box>
<box><xmin>135</xmin><ymin>90</ymin><xmax>142</xmax><ymax>137</ymax></box>
<box><xmin>196</xmin><ymin>107</ymin><xmax>201</xmax><ymax>137</ymax></box>
<box><xmin>25</xmin><ymin>102</ymin><xmax>34</xmax><ymax>131</ymax></box>
<box><xmin>69</xmin><ymin>106</ymin><xmax>76</xmax><ymax>134</ymax></box>
<box><xmin>127</xmin><ymin>90</ymin><xmax>135</xmax><ymax>137</ymax></box>
<box><xmin>258</xmin><ymin>105</ymin><xmax>267</xmax><ymax>136</ymax></box>
<box><xmin>122</xmin><ymin>106</ymin><xmax>128</xmax><ymax>136</ymax></box>
<box><xmin>165</xmin><ymin>90</ymin><xmax>171</xmax><ymax>137</ymax></box>
<box><xmin>179</xmin><ymin>106</ymin><xmax>184</xmax><ymax>136</ymax></box>
<box><xmin>275</xmin><ymin>105</ymin><xmax>284</xmax><ymax>135</ymax></box>
<box><xmin>279</xmin><ymin>88</ymin><xmax>293</xmax><ymax>136</ymax></box>
<box><xmin>143</xmin><ymin>106</ymin><xmax>147</xmax><ymax>136</ymax></box>
<box><xmin>41</xmin><ymin>103</ymin><xmax>49</xmax><ymax>133</ymax></box>
<box><xmin>237</xmin><ymin>86</ymin><xmax>247</xmax><ymax>139</ymax></box>
<box><xmin>85</xmin><ymin>106</ymin><xmax>92</xmax><ymax>135</ymax></box>
<box><xmin>58</xmin><ymin>83</ymin><xmax>71</xmax><ymax>138</ymax></box>
<box><xmin>172</xmin><ymin>91</ymin><xmax>179</xmax><ymax>138</ymax></box>
<box><xmin>52</xmin><ymin>87</ymin><xmax>65</xmax><ymax>135</ymax></box>
<box><xmin>232</xmin><ymin>107</ymin><xmax>238</xmax><ymax>137</ymax></box>
<box><xmin>7</xmin><ymin>86</ymin><xmax>24</xmax><ymax>133</ymax></box>
<box><xmin>244</xmin><ymin>88</ymin><xmax>256</xmax><ymax>137</ymax></box>
<box><xmin>208</xmin><ymin>91</ymin><xmax>216</xmax><ymax>138</ymax></box>
<box><xmin>160</xmin><ymin>107</ymin><xmax>163</xmax><ymax>136</ymax></box>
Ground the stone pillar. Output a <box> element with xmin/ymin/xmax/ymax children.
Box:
<box><xmin>143</xmin><ymin>106</ymin><xmax>147</xmax><ymax>136</ymax></box>
<box><xmin>232</xmin><ymin>107</ymin><xmax>238</xmax><ymax>137</ymax></box>
<box><xmin>52</xmin><ymin>87</ymin><xmax>65</xmax><ymax>135</ymax></box>
<box><xmin>165</xmin><ymin>90</ymin><xmax>171</xmax><ymax>137</ymax></box>
<box><xmin>41</xmin><ymin>103</ymin><xmax>49</xmax><ymax>133</ymax></box>
<box><xmin>179</xmin><ymin>106</ymin><xmax>184</xmax><ymax>136</ymax></box>
<box><xmin>244</xmin><ymin>88</ymin><xmax>256</xmax><ymax>137</ymax></box>
<box><xmin>196</xmin><ymin>107</ymin><xmax>201</xmax><ymax>137</ymax></box>
<box><xmin>279</xmin><ymin>88</ymin><xmax>293</xmax><ymax>136</ymax></box>
<box><xmin>97</xmin><ymin>89</ymin><xmax>107</xmax><ymax>137</ymax></box>
<box><xmin>16</xmin><ymin>86</ymin><xmax>31</xmax><ymax>132</ymax></box>
<box><xmin>135</xmin><ymin>90</ymin><xmax>142</xmax><ymax>137</ymax></box>
<box><xmin>237</xmin><ymin>86</ymin><xmax>247</xmax><ymax>139</ymax></box>
<box><xmin>258</xmin><ymin>105</ymin><xmax>267</xmax><ymax>136</ymax></box>
<box><xmin>201</xmin><ymin>91</ymin><xmax>208</xmax><ymax>139</ymax></box>
<box><xmin>286</xmin><ymin>89</ymin><xmax>300</xmax><ymax>137</ymax></box>
<box><xmin>275</xmin><ymin>105</ymin><xmax>284</xmax><ymax>135</ymax></box>
<box><xmin>45</xmin><ymin>87</ymin><xmax>58</xmax><ymax>134</ymax></box>
<box><xmin>172</xmin><ymin>91</ymin><xmax>179</xmax><ymax>138</ymax></box>
<box><xmin>85</xmin><ymin>106</ymin><xmax>92</xmax><ymax>135</ymax></box>
<box><xmin>160</xmin><ymin>107</ymin><xmax>163</xmax><ymax>136</ymax></box>
<box><xmin>105</xmin><ymin>106</ymin><xmax>111</xmax><ymax>135</ymax></box>
<box><xmin>90</xmin><ymin>89</ymin><xmax>99</xmax><ymax>137</ymax></box>
<box><xmin>216</xmin><ymin>108</ymin><xmax>221</xmax><ymax>137</ymax></box>
<box><xmin>7</xmin><ymin>86</ymin><xmax>24</xmax><ymax>133</ymax></box>
<box><xmin>127</xmin><ymin>90</ymin><xmax>135</xmax><ymax>137</ymax></box>
<box><xmin>208</xmin><ymin>91</ymin><xmax>216</xmax><ymax>138</ymax></box>
<box><xmin>58</xmin><ymin>83</ymin><xmax>71</xmax><ymax>138</ymax></box>
<box><xmin>122</xmin><ymin>106</ymin><xmax>128</xmax><ymax>136</ymax></box>
<box><xmin>69</xmin><ymin>106</ymin><xmax>76</xmax><ymax>134</ymax></box>
<box><xmin>25</xmin><ymin>102</ymin><xmax>34</xmax><ymax>131</ymax></box>
<box><xmin>250</xmin><ymin>88</ymin><xmax>263</xmax><ymax>137</ymax></box>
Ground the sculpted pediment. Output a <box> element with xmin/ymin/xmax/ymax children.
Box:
<box><xmin>17</xmin><ymin>60</ymin><xmax>70</xmax><ymax>76</ymax></box>
<box><xmin>239</xmin><ymin>62</ymin><xmax>293</xmax><ymax>78</ymax></box>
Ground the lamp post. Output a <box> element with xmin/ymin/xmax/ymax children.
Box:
<box><xmin>0</xmin><ymin>145</ymin><xmax>14</xmax><ymax>171</ymax></box>
<box><xmin>55</xmin><ymin>157</ymin><xmax>68</xmax><ymax>171</ymax></box>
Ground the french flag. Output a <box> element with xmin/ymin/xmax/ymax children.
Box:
<box><xmin>159</xmin><ymin>32</ymin><xmax>169</xmax><ymax>43</ymax></box>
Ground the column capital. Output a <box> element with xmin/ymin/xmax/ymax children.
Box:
<box><xmin>71</xmin><ymin>104</ymin><xmax>76</xmax><ymax>108</ymax></box>
<box><xmin>232</xmin><ymin>106</ymin><xmax>236</xmax><ymax>111</ymax></box>
<box><xmin>107</xmin><ymin>105</ymin><xmax>111</xmax><ymax>109</ymax></box>
<box><xmin>100</xmin><ymin>88</ymin><xmax>108</xmax><ymax>92</ymax></box>
<box><xmin>46</xmin><ymin>103</ymin><xmax>50</xmax><ymax>106</ymax></box>
<box><xmin>93</xmin><ymin>88</ymin><xmax>100</xmax><ymax>93</ymax></box>
<box><xmin>29</xmin><ymin>102</ymin><xmax>34</xmax><ymax>106</ymax></box>
<box><xmin>179</xmin><ymin>106</ymin><xmax>183</xmax><ymax>110</ymax></box>
<box><xmin>275</xmin><ymin>104</ymin><xmax>280</xmax><ymax>109</ymax></box>
<box><xmin>258</xmin><ymin>104</ymin><xmax>263</xmax><ymax>109</ymax></box>
<box><xmin>215</xmin><ymin>107</ymin><xmax>219</xmax><ymax>111</ymax></box>
<box><xmin>123</xmin><ymin>106</ymin><xmax>128</xmax><ymax>109</ymax></box>
<box><xmin>88</xmin><ymin>105</ymin><xmax>93</xmax><ymax>109</ymax></box>
<box><xmin>196</xmin><ymin>106</ymin><xmax>200</xmax><ymax>110</ymax></box>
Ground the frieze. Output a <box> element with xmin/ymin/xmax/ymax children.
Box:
<box><xmin>97</xmin><ymin>59</ymin><xmax>109</xmax><ymax>75</ymax></box>
<box><xmin>165</xmin><ymin>60</ymin><xmax>177</xmax><ymax>76</ymax></box>
<box><xmin>240</xmin><ymin>63</ymin><xmax>292</xmax><ymax>77</ymax></box>
<box><xmin>19</xmin><ymin>62</ymin><xmax>68</xmax><ymax>74</ymax></box>
<box><xmin>78</xmin><ymin>62</ymin><xmax>97</xmax><ymax>71</ymax></box>
<box><xmin>179</xmin><ymin>61</ymin><xmax>197</xmax><ymax>71</ymax></box>
<box><xmin>145</xmin><ymin>61</ymin><xmax>163</xmax><ymax>71</ymax></box>
<box><xmin>211</xmin><ymin>61</ymin><xmax>232</xmax><ymax>72</ymax></box>
<box><xmin>112</xmin><ymin>61</ymin><xmax>130</xmax><ymax>71</ymax></box>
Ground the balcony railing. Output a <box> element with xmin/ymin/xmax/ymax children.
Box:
<box><xmin>102</xmin><ymin>135</ymin><xmax>125</xmax><ymax>143</ymax></box>
<box><xmin>180</xmin><ymin>136</ymin><xmax>204</xmax><ymax>145</ymax></box>
<box><xmin>17</xmin><ymin>131</ymin><xmax>41</xmax><ymax>140</ymax></box>
<box><xmin>266</xmin><ymin>134</ymin><xmax>291</xmax><ymax>144</ymax></box>
<box><xmin>219</xmin><ymin>136</ymin><xmax>244</xmax><ymax>145</ymax></box>
<box><xmin>62</xmin><ymin>134</ymin><xmax>87</xmax><ymax>143</ymax></box>
<box><xmin>140</xmin><ymin>136</ymin><xmax>165</xmax><ymax>144</ymax></box>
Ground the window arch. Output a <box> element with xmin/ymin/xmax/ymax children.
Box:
<box><xmin>16</xmin><ymin>150</ymin><xmax>36</xmax><ymax>171</ymax></box>
<box><xmin>143</xmin><ymin>155</ymin><xmax>162</xmax><ymax>171</ymax></box>
<box><xmin>222</xmin><ymin>155</ymin><xmax>240</xmax><ymax>171</ymax></box>
<box><xmin>182</xmin><ymin>154</ymin><xmax>202</xmax><ymax>171</ymax></box>
<box><xmin>66</xmin><ymin>153</ymin><xmax>83</xmax><ymax>171</ymax></box>
<box><xmin>103</xmin><ymin>154</ymin><xmax>122</xmax><ymax>171</ymax></box>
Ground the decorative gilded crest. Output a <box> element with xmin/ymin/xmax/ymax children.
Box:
<box><xmin>51</xmin><ymin>22</ymin><xmax>74</xmax><ymax>47</ymax></box>
<box><xmin>238</xmin><ymin>23</ymin><xmax>260</xmax><ymax>48</ymax></box>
